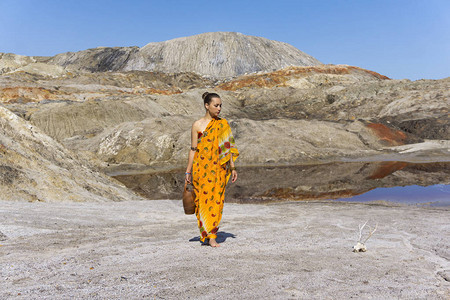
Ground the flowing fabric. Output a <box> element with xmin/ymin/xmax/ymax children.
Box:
<box><xmin>192</xmin><ymin>118</ymin><xmax>239</xmax><ymax>242</ymax></box>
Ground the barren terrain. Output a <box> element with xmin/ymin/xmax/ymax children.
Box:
<box><xmin>1</xmin><ymin>200</ymin><xmax>449</xmax><ymax>299</ymax></box>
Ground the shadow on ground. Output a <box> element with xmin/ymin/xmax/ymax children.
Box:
<box><xmin>189</xmin><ymin>231</ymin><xmax>236</xmax><ymax>244</ymax></box>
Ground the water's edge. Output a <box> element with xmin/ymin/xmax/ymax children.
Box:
<box><xmin>112</xmin><ymin>161</ymin><xmax>449</xmax><ymax>206</ymax></box>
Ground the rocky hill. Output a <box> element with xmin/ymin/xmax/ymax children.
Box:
<box><xmin>1</xmin><ymin>32</ymin><xmax>321</xmax><ymax>78</ymax></box>
<box><xmin>120</xmin><ymin>32</ymin><xmax>321</xmax><ymax>77</ymax></box>
<box><xmin>0</xmin><ymin>105</ymin><xmax>143</xmax><ymax>202</ymax></box>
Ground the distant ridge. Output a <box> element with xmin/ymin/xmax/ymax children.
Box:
<box><xmin>45</xmin><ymin>32</ymin><xmax>321</xmax><ymax>78</ymax></box>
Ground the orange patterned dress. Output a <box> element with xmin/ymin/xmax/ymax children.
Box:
<box><xmin>192</xmin><ymin>117</ymin><xmax>239</xmax><ymax>242</ymax></box>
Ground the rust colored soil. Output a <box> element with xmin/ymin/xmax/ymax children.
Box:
<box><xmin>218</xmin><ymin>65</ymin><xmax>389</xmax><ymax>91</ymax></box>
<box><xmin>366</xmin><ymin>123</ymin><xmax>407</xmax><ymax>146</ymax></box>
<box><xmin>0</xmin><ymin>87</ymin><xmax>66</xmax><ymax>103</ymax></box>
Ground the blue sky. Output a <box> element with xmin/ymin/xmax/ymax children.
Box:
<box><xmin>0</xmin><ymin>0</ymin><xmax>448</xmax><ymax>80</ymax></box>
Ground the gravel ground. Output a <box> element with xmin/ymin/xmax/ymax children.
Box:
<box><xmin>0</xmin><ymin>200</ymin><xmax>449</xmax><ymax>299</ymax></box>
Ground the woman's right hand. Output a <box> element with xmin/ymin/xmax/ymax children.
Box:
<box><xmin>185</xmin><ymin>172</ymin><xmax>192</xmax><ymax>184</ymax></box>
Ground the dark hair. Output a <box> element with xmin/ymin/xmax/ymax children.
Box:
<box><xmin>202</xmin><ymin>92</ymin><xmax>220</xmax><ymax>105</ymax></box>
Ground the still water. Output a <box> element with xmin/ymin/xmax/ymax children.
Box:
<box><xmin>112</xmin><ymin>161</ymin><xmax>449</xmax><ymax>206</ymax></box>
<box><xmin>334</xmin><ymin>184</ymin><xmax>450</xmax><ymax>206</ymax></box>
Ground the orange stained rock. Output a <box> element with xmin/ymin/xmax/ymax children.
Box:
<box><xmin>0</xmin><ymin>87</ymin><xmax>65</xmax><ymax>103</ymax></box>
<box><xmin>0</xmin><ymin>85</ymin><xmax>183</xmax><ymax>103</ymax></box>
<box><xmin>217</xmin><ymin>65</ymin><xmax>390</xmax><ymax>91</ymax></box>
<box><xmin>367</xmin><ymin>161</ymin><xmax>408</xmax><ymax>180</ymax></box>
<box><xmin>366</xmin><ymin>123</ymin><xmax>407</xmax><ymax>146</ymax></box>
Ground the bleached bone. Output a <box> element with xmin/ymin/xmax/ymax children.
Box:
<box><xmin>353</xmin><ymin>222</ymin><xmax>378</xmax><ymax>252</ymax></box>
<box><xmin>357</xmin><ymin>221</ymin><xmax>368</xmax><ymax>242</ymax></box>
<box><xmin>363</xmin><ymin>223</ymin><xmax>377</xmax><ymax>244</ymax></box>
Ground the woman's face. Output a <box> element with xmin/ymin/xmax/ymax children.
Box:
<box><xmin>206</xmin><ymin>97</ymin><xmax>222</xmax><ymax>117</ymax></box>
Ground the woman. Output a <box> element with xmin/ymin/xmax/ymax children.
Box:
<box><xmin>185</xmin><ymin>92</ymin><xmax>239</xmax><ymax>247</ymax></box>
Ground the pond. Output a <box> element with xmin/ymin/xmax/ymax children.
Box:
<box><xmin>112</xmin><ymin>161</ymin><xmax>449</xmax><ymax>206</ymax></box>
<box><xmin>334</xmin><ymin>184</ymin><xmax>449</xmax><ymax>206</ymax></box>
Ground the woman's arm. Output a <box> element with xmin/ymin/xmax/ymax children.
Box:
<box><xmin>230</xmin><ymin>154</ymin><xmax>238</xmax><ymax>183</ymax></box>
<box><xmin>185</xmin><ymin>123</ymin><xmax>198</xmax><ymax>183</ymax></box>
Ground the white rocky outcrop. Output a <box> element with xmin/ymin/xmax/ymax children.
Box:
<box><xmin>0</xmin><ymin>53</ymin><xmax>36</xmax><ymax>74</ymax></box>
<box><xmin>123</xmin><ymin>32</ymin><xmax>321</xmax><ymax>77</ymax></box>
<box><xmin>0</xmin><ymin>105</ymin><xmax>143</xmax><ymax>202</ymax></box>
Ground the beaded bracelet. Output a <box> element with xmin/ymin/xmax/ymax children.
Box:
<box><xmin>185</xmin><ymin>172</ymin><xmax>191</xmax><ymax>175</ymax></box>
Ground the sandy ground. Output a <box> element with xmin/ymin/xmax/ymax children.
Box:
<box><xmin>0</xmin><ymin>200</ymin><xmax>449</xmax><ymax>299</ymax></box>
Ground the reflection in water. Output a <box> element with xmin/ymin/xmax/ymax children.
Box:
<box><xmin>335</xmin><ymin>184</ymin><xmax>450</xmax><ymax>206</ymax></box>
<box><xmin>112</xmin><ymin>162</ymin><xmax>449</xmax><ymax>205</ymax></box>
<box><xmin>366</xmin><ymin>161</ymin><xmax>408</xmax><ymax>179</ymax></box>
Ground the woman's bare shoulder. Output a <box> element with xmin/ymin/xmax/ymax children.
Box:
<box><xmin>191</xmin><ymin>119</ymin><xmax>203</xmax><ymax>131</ymax></box>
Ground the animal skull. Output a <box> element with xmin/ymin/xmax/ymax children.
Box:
<box><xmin>353</xmin><ymin>221</ymin><xmax>377</xmax><ymax>252</ymax></box>
<box><xmin>353</xmin><ymin>241</ymin><xmax>367</xmax><ymax>252</ymax></box>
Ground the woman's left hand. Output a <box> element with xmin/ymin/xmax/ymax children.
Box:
<box><xmin>231</xmin><ymin>170</ymin><xmax>238</xmax><ymax>183</ymax></box>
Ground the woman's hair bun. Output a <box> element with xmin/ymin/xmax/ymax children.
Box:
<box><xmin>202</xmin><ymin>91</ymin><xmax>220</xmax><ymax>105</ymax></box>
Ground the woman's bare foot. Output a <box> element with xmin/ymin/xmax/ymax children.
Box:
<box><xmin>209</xmin><ymin>238</ymin><xmax>220</xmax><ymax>247</ymax></box>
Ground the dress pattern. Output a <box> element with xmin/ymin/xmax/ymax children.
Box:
<box><xmin>192</xmin><ymin>117</ymin><xmax>239</xmax><ymax>242</ymax></box>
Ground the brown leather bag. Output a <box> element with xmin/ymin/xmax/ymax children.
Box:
<box><xmin>183</xmin><ymin>182</ymin><xmax>195</xmax><ymax>215</ymax></box>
